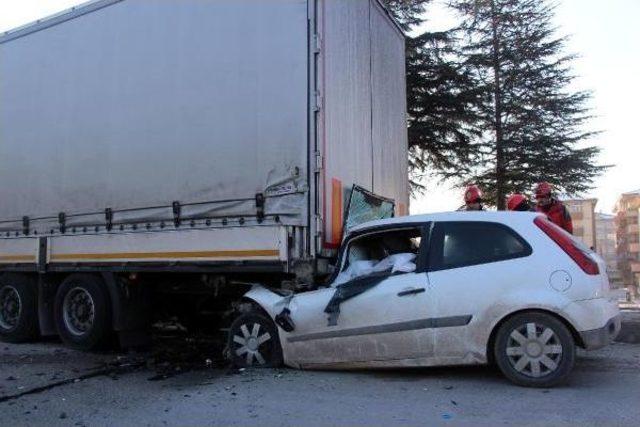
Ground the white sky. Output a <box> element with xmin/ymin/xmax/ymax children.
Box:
<box><xmin>1</xmin><ymin>0</ymin><xmax>638</xmax><ymax>214</ymax></box>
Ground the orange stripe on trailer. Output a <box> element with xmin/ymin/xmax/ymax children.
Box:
<box><xmin>331</xmin><ymin>178</ymin><xmax>343</xmax><ymax>245</ymax></box>
<box><xmin>0</xmin><ymin>254</ymin><xmax>36</xmax><ymax>262</ymax></box>
<box><xmin>50</xmin><ymin>249</ymin><xmax>280</xmax><ymax>261</ymax></box>
<box><xmin>397</xmin><ymin>202</ymin><xmax>407</xmax><ymax>217</ymax></box>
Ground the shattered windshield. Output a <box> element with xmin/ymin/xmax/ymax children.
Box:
<box><xmin>343</xmin><ymin>185</ymin><xmax>395</xmax><ymax>232</ymax></box>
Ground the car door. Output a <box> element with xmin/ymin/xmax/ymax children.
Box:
<box><xmin>282</xmin><ymin>225</ymin><xmax>436</xmax><ymax>368</ymax></box>
<box><xmin>426</xmin><ymin>221</ymin><xmax>534</xmax><ymax>362</ymax></box>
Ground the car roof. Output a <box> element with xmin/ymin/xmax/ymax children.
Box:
<box><xmin>348</xmin><ymin>211</ymin><xmax>543</xmax><ymax>234</ymax></box>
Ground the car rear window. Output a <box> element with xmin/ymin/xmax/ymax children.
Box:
<box><xmin>429</xmin><ymin>221</ymin><xmax>532</xmax><ymax>271</ymax></box>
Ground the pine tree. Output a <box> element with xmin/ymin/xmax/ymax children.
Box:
<box><xmin>383</xmin><ymin>0</ymin><xmax>428</xmax><ymax>31</ymax></box>
<box><xmin>405</xmin><ymin>30</ymin><xmax>481</xmax><ymax>191</ymax></box>
<box><xmin>384</xmin><ymin>0</ymin><xmax>480</xmax><ymax>193</ymax></box>
<box><xmin>449</xmin><ymin>0</ymin><xmax>605</xmax><ymax>208</ymax></box>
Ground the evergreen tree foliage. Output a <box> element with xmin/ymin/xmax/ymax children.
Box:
<box><xmin>383</xmin><ymin>0</ymin><xmax>428</xmax><ymax>31</ymax></box>
<box><xmin>405</xmin><ymin>30</ymin><xmax>481</xmax><ymax>190</ymax></box>
<box><xmin>449</xmin><ymin>0</ymin><xmax>605</xmax><ymax>208</ymax></box>
<box><xmin>384</xmin><ymin>0</ymin><xmax>479</xmax><ymax>193</ymax></box>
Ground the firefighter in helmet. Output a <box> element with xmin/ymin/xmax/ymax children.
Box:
<box><xmin>534</xmin><ymin>182</ymin><xmax>573</xmax><ymax>234</ymax></box>
<box><xmin>461</xmin><ymin>185</ymin><xmax>484</xmax><ymax>211</ymax></box>
<box><xmin>506</xmin><ymin>194</ymin><xmax>534</xmax><ymax>212</ymax></box>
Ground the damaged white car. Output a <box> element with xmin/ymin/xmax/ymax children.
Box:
<box><xmin>227</xmin><ymin>211</ymin><xmax>621</xmax><ymax>387</ymax></box>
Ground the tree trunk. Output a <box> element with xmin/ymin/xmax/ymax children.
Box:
<box><xmin>490</xmin><ymin>0</ymin><xmax>506</xmax><ymax>210</ymax></box>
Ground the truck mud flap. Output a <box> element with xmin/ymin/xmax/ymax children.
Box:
<box><xmin>101</xmin><ymin>273</ymin><xmax>151</xmax><ymax>347</ymax></box>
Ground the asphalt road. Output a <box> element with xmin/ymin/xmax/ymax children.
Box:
<box><xmin>1</xmin><ymin>329</ymin><xmax>639</xmax><ymax>427</ymax></box>
<box><xmin>0</xmin><ymin>310</ymin><xmax>640</xmax><ymax>426</ymax></box>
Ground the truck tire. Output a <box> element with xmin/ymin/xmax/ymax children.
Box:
<box><xmin>54</xmin><ymin>274</ymin><xmax>112</xmax><ymax>351</ymax></box>
<box><xmin>228</xmin><ymin>311</ymin><xmax>283</xmax><ymax>368</ymax></box>
<box><xmin>494</xmin><ymin>312</ymin><xmax>575</xmax><ymax>388</ymax></box>
<box><xmin>0</xmin><ymin>274</ymin><xmax>39</xmax><ymax>343</ymax></box>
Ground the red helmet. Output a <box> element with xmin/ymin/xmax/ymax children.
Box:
<box><xmin>507</xmin><ymin>194</ymin><xmax>528</xmax><ymax>211</ymax></box>
<box><xmin>464</xmin><ymin>185</ymin><xmax>482</xmax><ymax>204</ymax></box>
<box><xmin>535</xmin><ymin>182</ymin><xmax>553</xmax><ymax>200</ymax></box>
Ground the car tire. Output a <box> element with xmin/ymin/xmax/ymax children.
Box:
<box><xmin>54</xmin><ymin>274</ymin><xmax>112</xmax><ymax>351</ymax></box>
<box><xmin>0</xmin><ymin>274</ymin><xmax>39</xmax><ymax>343</ymax></box>
<box><xmin>228</xmin><ymin>311</ymin><xmax>283</xmax><ymax>368</ymax></box>
<box><xmin>494</xmin><ymin>312</ymin><xmax>575</xmax><ymax>388</ymax></box>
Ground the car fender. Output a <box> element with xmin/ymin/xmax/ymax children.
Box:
<box><xmin>243</xmin><ymin>285</ymin><xmax>303</xmax><ymax>368</ymax></box>
<box><xmin>465</xmin><ymin>290</ymin><xmax>576</xmax><ymax>358</ymax></box>
<box><xmin>243</xmin><ymin>285</ymin><xmax>289</xmax><ymax>320</ymax></box>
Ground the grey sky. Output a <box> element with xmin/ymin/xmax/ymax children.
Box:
<box><xmin>1</xmin><ymin>0</ymin><xmax>638</xmax><ymax>213</ymax></box>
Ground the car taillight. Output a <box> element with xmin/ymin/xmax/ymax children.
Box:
<box><xmin>534</xmin><ymin>216</ymin><xmax>599</xmax><ymax>275</ymax></box>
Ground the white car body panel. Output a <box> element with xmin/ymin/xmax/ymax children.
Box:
<box><xmin>245</xmin><ymin>211</ymin><xmax>621</xmax><ymax>370</ymax></box>
<box><xmin>247</xmin><ymin>273</ymin><xmax>437</xmax><ymax>369</ymax></box>
<box><xmin>284</xmin><ymin>272</ymin><xmax>435</xmax><ymax>368</ymax></box>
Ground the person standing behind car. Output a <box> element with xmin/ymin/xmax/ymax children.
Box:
<box><xmin>459</xmin><ymin>185</ymin><xmax>485</xmax><ymax>211</ymax></box>
<box><xmin>507</xmin><ymin>194</ymin><xmax>535</xmax><ymax>212</ymax></box>
<box><xmin>534</xmin><ymin>182</ymin><xmax>573</xmax><ymax>234</ymax></box>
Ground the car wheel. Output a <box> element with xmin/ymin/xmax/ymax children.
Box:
<box><xmin>54</xmin><ymin>274</ymin><xmax>112</xmax><ymax>350</ymax></box>
<box><xmin>228</xmin><ymin>311</ymin><xmax>283</xmax><ymax>368</ymax></box>
<box><xmin>0</xmin><ymin>274</ymin><xmax>39</xmax><ymax>343</ymax></box>
<box><xmin>494</xmin><ymin>312</ymin><xmax>575</xmax><ymax>387</ymax></box>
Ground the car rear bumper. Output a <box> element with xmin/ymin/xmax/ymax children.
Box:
<box><xmin>579</xmin><ymin>314</ymin><xmax>621</xmax><ymax>350</ymax></box>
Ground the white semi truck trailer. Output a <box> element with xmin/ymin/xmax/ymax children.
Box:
<box><xmin>0</xmin><ymin>0</ymin><xmax>409</xmax><ymax>350</ymax></box>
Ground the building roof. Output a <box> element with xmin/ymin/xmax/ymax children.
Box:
<box><xmin>563</xmin><ymin>198</ymin><xmax>598</xmax><ymax>203</ymax></box>
<box><xmin>596</xmin><ymin>212</ymin><xmax>615</xmax><ymax>220</ymax></box>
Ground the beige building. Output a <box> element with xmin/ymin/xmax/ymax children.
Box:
<box><xmin>595</xmin><ymin>213</ymin><xmax>623</xmax><ymax>288</ymax></box>
<box><xmin>615</xmin><ymin>190</ymin><xmax>640</xmax><ymax>300</ymax></box>
<box><xmin>564</xmin><ymin>198</ymin><xmax>598</xmax><ymax>250</ymax></box>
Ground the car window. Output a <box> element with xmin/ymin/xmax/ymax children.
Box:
<box><xmin>333</xmin><ymin>226</ymin><xmax>425</xmax><ymax>286</ymax></box>
<box><xmin>429</xmin><ymin>222</ymin><xmax>532</xmax><ymax>271</ymax></box>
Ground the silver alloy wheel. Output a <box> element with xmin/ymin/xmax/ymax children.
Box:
<box><xmin>0</xmin><ymin>285</ymin><xmax>21</xmax><ymax>330</ymax></box>
<box><xmin>233</xmin><ymin>322</ymin><xmax>272</xmax><ymax>366</ymax></box>
<box><xmin>62</xmin><ymin>287</ymin><xmax>96</xmax><ymax>336</ymax></box>
<box><xmin>506</xmin><ymin>322</ymin><xmax>563</xmax><ymax>378</ymax></box>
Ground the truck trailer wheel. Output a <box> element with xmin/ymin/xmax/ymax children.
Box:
<box><xmin>54</xmin><ymin>274</ymin><xmax>112</xmax><ymax>350</ymax></box>
<box><xmin>0</xmin><ymin>274</ymin><xmax>39</xmax><ymax>343</ymax></box>
<box><xmin>228</xmin><ymin>311</ymin><xmax>283</xmax><ymax>368</ymax></box>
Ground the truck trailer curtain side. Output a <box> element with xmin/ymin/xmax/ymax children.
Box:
<box><xmin>0</xmin><ymin>0</ymin><xmax>408</xmax><ymax>271</ymax></box>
